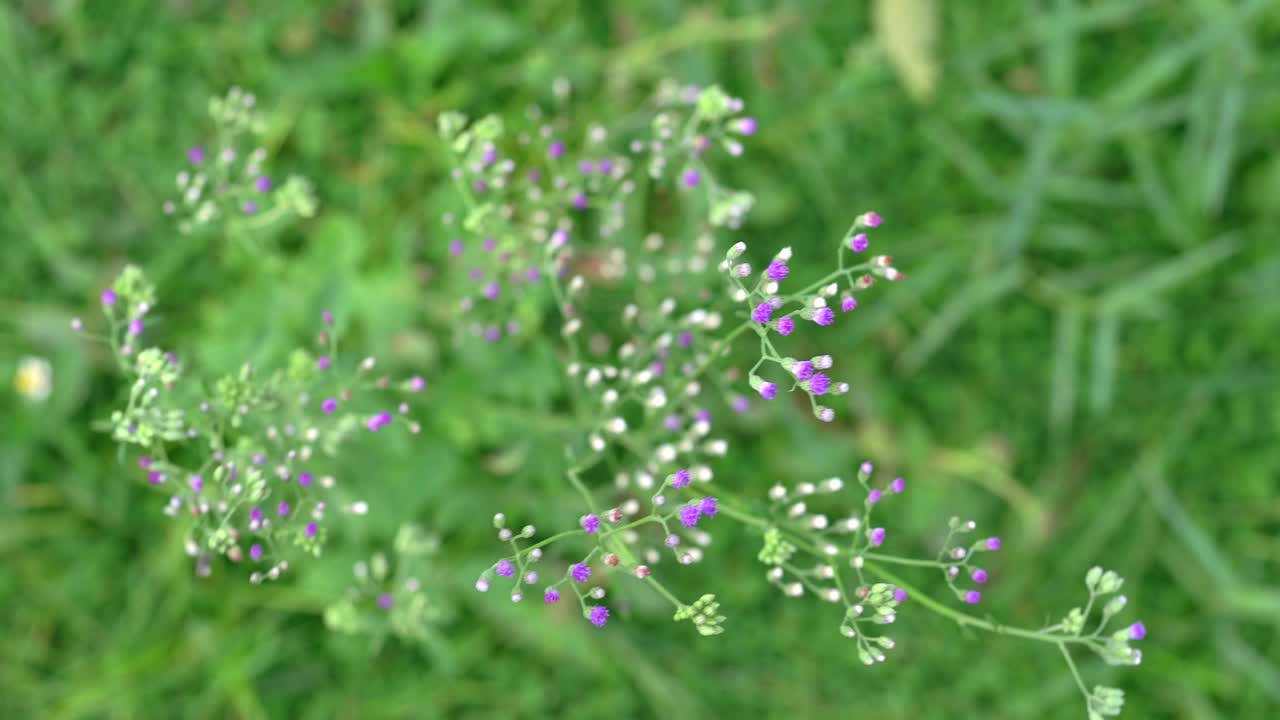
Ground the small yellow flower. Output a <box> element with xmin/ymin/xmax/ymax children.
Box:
<box><xmin>14</xmin><ymin>356</ymin><xmax>52</xmax><ymax>402</ymax></box>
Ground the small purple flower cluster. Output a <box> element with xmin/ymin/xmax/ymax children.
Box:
<box><xmin>165</xmin><ymin>87</ymin><xmax>316</xmax><ymax>236</ymax></box>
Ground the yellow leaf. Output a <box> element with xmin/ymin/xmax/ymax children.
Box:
<box><xmin>873</xmin><ymin>0</ymin><xmax>940</xmax><ymax>103</ymax></box>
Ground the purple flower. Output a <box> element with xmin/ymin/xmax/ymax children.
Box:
<box><xmin>321</xmin><ymin>398</ymin><xmax>337</xmax><ymax>414</ymax></box>
<box><xmin>188</xmin><ymin>146</ymin><xmax>205</xmax><ymax>164</ymax></box>
<box><xmin>891</xmin><ymin>477</ymin><xmax>906</xmax><ymax>494</ymax></box>
<box><xmin>964</xmin><ymin>590</ymin><xmax>982</xmax><ymax>605</ymax></box>
<box><xmin>189</xmin><ymin>475</ymin><xmax>203</xmax><ymax>492</ymax></box>
<box><xmin>862</xmin><ymin>211</ymin><xmax>883</xmax><ymax>228</ymax></box>
<box><xmin>599</xmin><ymin>158</ymin><xmax>614</xmax><ymax>174</ymax></box>
<box><xmin>671</xmin><ymin>469</ymin><xmax>691</xmax><ymax>488</ymax></box>
<box><xmin>147</xmin><ymin>471</ymin><xmax>165</xmax><ymax>485</ymax></box>
<box><xmin>893</xmin><ymin>588</ymin><xmax>909</xmax><ymax>603</ymax></box>
<box><xmin>1128</xmin><ymin>622</ymin><xmax>1147</xmax><ymax>640</ymax></box>
<box><xmin>544</xmin><ymin>588</ymin><xmax>560</xmax><ymax>604</ymax></box>
<box><xmin>496</xmin><ymin>559</ymin><xmax>515</xmax><ymax>577</ymax></box>
<box><xmin>298</xmin><ymin>472</ymin><xmax>313</xmax><ymax>487</ymax></box>
<box><xmin>550</xmin><ymin>229</ymin><xmax>568</xmax><ymax>247</ymax></box>
<box><xmin>249</xmin><ymin>507</ymin><xmax>264</xmax><ymax>523</ymax></box>
<box><xmin>766</xmin><ymin>261</ymin><xmax>789</xmax><ymax>281</ymax></box>
<box><xmin>735</xmin><ymin>117</ymin><xmax>758</xmax><ymax>135</ymax></box>
<box><xmin>869</xmin><ymin>527</ymin><xmax>886</xmax><ymax>547</ymax></box>
<box><xmin>793</xmin><ymin>361</ymin><xmax>814</xmax><ymax>380</ymax></box>
<box><xmin>581</xmin><ymin>514</ymin><xmax>600</xmax><ymax>533</ymax></box>
<box><xmin>841</xmin><ymin>296</ymin><xmax>858</xmax><ymax>312</ymax></box>
<box><xmin>849</xmin><ymin>233</ymin><xmax>869</xmax><ymax>253</ymax></box>
<box><xmin>572</xmin><ymin>194</ymin><xmax>588</xmax><ymax>210</ymax></box>
<box><xmin>409</xmin><ymin>376</ymin><xmax>426</xmax><ymax>392</ymax></box>
<box><xmin>587</xmin><ymin>605</ymin><xmax>609</xmax><ymax>627</ymax></box>
<box><xmin>317</xmin><ymin>356</ymin><xmax>331</xmax><ymax>370</ymax></box>
<box><xmin>731</xmin><ymin>396</ymin><xmax>749</xmax><ymax>414</ymax></box>
<box><xmin>752</xmin><ymin>302</ymin><xmax>773</xmax><ymax>324</ymax></box>
<box><xmin>699</xmin><ymin>497</ymin><xmax>718</xmax><ymax>517</ymax></box>
<box><xmin>679</xmin><ymin>504</ymin><xmax>701</xmax><ymax>527</ymax></box>
<box><xmin>254</xmin><ymin>176</ymin><xmax>271</xmax><ymax>193</ymax></box>
<box><xmin>571</xmin><ymin>563</ymin><xmax>590</xmax><ymax>583</ymax></box>
<box><xmin>102</xmin><ymin>288</ymin><xmax>117</xmax><ymax>306</ymax></box>
<box><xmin>549</xmin><ymin>141</ymin><xmax>565</xmax><ymax>159</ymax></box>
<box><xmin>483</xmin><ymin>282</ymin><xmax>500</xmax><ymax>300</ymax></box>
<box><xmin>249</xmin><ymin>544</ymin><xmax>263</xmax><ymax>561</ymax></box>
<box><xmin>776</xmin><ymin>317</ymin><xmax>795</xmax><ymax>336</ymax></box>
<box><xmin>366</xmin><ymin>411</ymin><xmax>393</xmax><ymax>431</ymax></box>
<box><xmin>378</xmin><ymin>593</ymin><xmax>395</xmax><ymax>610</ymax></box>
<box><xmin>138</xmin><ymin>456</ymin><xmax>152</xmax><ymax>468</ymax></box>
<box><xmin>971</xmin><ymin>568</ymin><xmax>989</xmax><ymax>584</ymax></box>
<box><xmin>579</xmin><ymin>159</ymin><xmax>594</xmax><ymax>174</ymax></box>
<box><xmin>277</xmin><ymin>502</ymin><xmax>290</xmax><ymax>517</ymax></box>
<box><xmin>449</xmin><ymin>240</ymin><xmax>464</xmax><ymax>256</ymax></box>
<box><xmin>759</xmin><ymin>382</ymin><xmax>777</xmax><ymax>400</ymax></box>
<box><xmin>322</xmin><ymin>310</ymin><xmax>334</xmax><ymax>325</ymax></box>
<box><xmin>813</xmin><ymin>307</ymin><xmax>835</xmax><ymax>326</ymax></box>
<box><xmin>482</xmin><ymin>237</ymin><xmax>497</xmax><ymax>252</ymax></box>
<box><xmin>128</xmin><ymin>319</ymin><xmax>144</xmax><ymax>336</ymax></box>
<box><xmin>985</xmin><ymin>537</ymin><xmax>1002</xmax><ymax>551</ymax></box>
<box><xmin>860</xmin><ymin>461</ymin><xmax>874</xmax><ymax>476</ymax></box>
<box><xmin>808</xmin><ymin>373</ymin><xmax>831</xmax><ymax>396</ymax></box>
<box><xmin>682</xmin><ymin>169</ymin><xmax>701</xmax><ymax>187</ymax></box>
<box><xmin>241</xmin><ymin>200</ymin><xmax>258</xmax><ymax>215</ymax></box>
<box><xmin>867</xmin><ymin>488</ymin><xmax>882</xmax><ymax>504</ymax></box>
<box><xmin>305</xmin><ymin>522</ymin><xmax>318</xmax><ymax>538</ymax></box>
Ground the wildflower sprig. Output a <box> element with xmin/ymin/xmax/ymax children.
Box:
<box><xmin>441</xmin><ymin>82</ymin><xmax>1141</xmax><ymax>717</ymax></box>
<box><xmin>77</xmin><ymin>265</ymin><xmax>424</xmax><ymax>581</ymax></box>
<box><xmin>700</xmin><ymin>464</ymin><xmax>1143</xmax><ymax>718</ymax></box>
<box><xmin>444</xmin><ymin>83</ymin><xmax>899</xmax><ymax>634</ymax></box>
<box><xmin>325</xmin><ymin>524</ymin><xmax>445</xmax><ymax>650</ymax></box>
<box><xmin>165</xmin><ymin>87</ymin><xmax>317</xmax><ymax>240</ymax></box>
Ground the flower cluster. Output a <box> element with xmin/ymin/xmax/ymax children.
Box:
<box><xmin>748</xmin><ymin>462</ymin><xmax>1144</xmax><ymax>716</ymax></box>
<box><xmin>78</xmin><ymin>265</ymin><xmax>424</xmax><ymax>581</ymax></box>
<box><xmin>165</xmin><ymin>87</ymin><xmax>317</xmax><ymax>236</ymax></box>
<box><xmin>434</xmin><ymin>81</ymin><xmax>757</xmax><ymax>346</ymax></box>
<box><xmin>325</xmin><ymin>525</ymin><xmax>444</xmax><ymax>648</ymax></box>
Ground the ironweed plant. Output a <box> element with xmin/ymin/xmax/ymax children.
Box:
<box><xmin>441</xmin><ymin>82</ymin><xmax>1143</xmax><ymax>719</ymax></box>
<box><xmin>75</xmin><ymin>85</ymin><xmax>1144</xmax><ymax>718</ymax></box>
<box><xmin>77</xmin><ymin>262</ymin><xmax>425</xmax><ymax>583</ymax></box>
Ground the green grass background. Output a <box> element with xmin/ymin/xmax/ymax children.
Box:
<box><xmin>3</xmin><ymin>1</ymin><xmax>1279</xmax><ymax>718</ymax></box>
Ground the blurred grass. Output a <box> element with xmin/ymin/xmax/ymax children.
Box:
<box><xmin>2</xmin><ymin>0</ymin><xmax>1279</xmax><ymax>718</ymax></box>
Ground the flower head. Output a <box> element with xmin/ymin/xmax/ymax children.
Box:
<box><xmin>377</xmin><ymin>593</ymin><xmax>395</xmax><ymax>610</ymax></box>
<box><xmin>849</xmin><ymin>233</ymin><xmax>869</xmax><ymax>253</ymax></box>
<box><xmin>671</xmin><ymin>469</ymin><xmax>691</xmax><ymax>488</ymax></box>
<box><xmin>984</xmin><ymin>537</ymin><xmax>1002</xmax><ymax>551</ymax></box>
<box><xmin>587</xmin><ymin>605</ymin><xmax>609</xmax><ymax>627</ymax></box>
<box><xmin>735</xmin><ymin>117</ymin><xmax>758</xmax><ymax>135</ymax></box>
<box><xmin>699</xmin><ymin>497</ymin><xmax>718</xmax><ymax>517</ymax></box>
<box><xmin>544</xmin><ymin>588</ymin><xmax>561</xmax><ymax>604</ymax></box>
<box><xmin>891</xmin><ymin>477</ymin><xmax>905</xmax><ymax>494</ymax></box>
<box><xmin>869</xmin><ymin>527</ymin><xmax>886</xmax><ymax>547</ymax></box>
<box><xmin>861</xmin><ymin>211</ymin><xmax>883</xmax><ymax>228</ymax></box>
<box><xmin>752</xmin><ymin>302</ymin><xmax>773</xmax><ymax>324</ymax></box>
<box><xmin>758</xmin><ymin>382</ymin><xmax>778</xmax><ymax>400</ymax></box>
<box><xmin>571</xmin><ymin>563</ymin><xmax>591</xmax><ymax>583</ymax></box>
<box><xmin>813</xmin><ymin>307</ymin><xmax>835</xmax><ymax>326</ymax></box>
<box><xmin>496</xmin><ymin>559</ymin><xmax>515</xmax><ymax>577</ymax></box>
<box><xmin>841</xmin><ymin>296</ymin><xmax>858</xmax><ymax>312</ymax></box>
<box><xmin>581</xmin><ymin>514</ymin><xmax>601</xmax><ymax>534</ymax></box>
<box><xmin>679</xmin><ymin>504</ymin><xmax>701</xmax><ymax>527</ymax></box>
<box><xmin>808</xmin><ymin>373</ymin><xmax>831</xmax><ymax>396</ymax></box>
<box><xmin>971</xmin><ymin>568</ymin><xmax>989</xmax><ymax>584</ymax></box>
<box><xmin>682</xmin><ymin>169</ymin><xmax>701</xmax><ymax>187</ymax></box>
<box><xmin>255</xmin><ymin>176</ymin><xmax>271</xmax><ymax>193</ymax></box>
<box><xmin>766</xmin><ymin>261</ymin><xmax>789</xmax><ymax>281</ymax></box>
<box><xmin>793</xmin><ymin>361</ymin><xmax>814</xmax><ymax>380</ymax></box>
<box><xmin>101</xmin><ymin>288</ymin><xmax>117</xmax><ymax>307</ymax></box>
<box><xmin>277</xmin><ymin>502</ymin><xmax>290</xmax><ymax>517</ymax></box>
<box><xmin>893</xmin><ymin>588</ymin><xmax>909</xmax><ymax>603</ymax></box>
<box><xmin>188</xmin><ymin>146</ymin><xmax>205</xmax><ymax>164</ymax></box>
<box><xmin>964</xmin><ymin>590</ymin><xmax>982</xmax><ymax>605</ymax></box>
<box><xmin>1128</xmin><ymin>622</ymin><xmax>1147</xmax><ymax>641</ymax></box>
<box><xmin>776</xmin><ymin>317</ymin><xmax>795</xmax><ymax>336</ymax></box>
<box><xmin>321</xmin><ymin>398</ymin><xmax>338</xmax><ymax>414</ymax></box>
